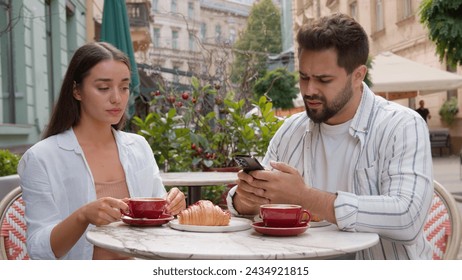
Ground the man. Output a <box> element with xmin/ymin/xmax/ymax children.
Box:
<box><xmin>416</xmin><ymin>100</ymin><xmax>431</xmax><ymax>123</ymax></box>
<box><xmin>227</xmin><ymin>13</ymin><xmax>433</xmax><ymax>260</ymax></box>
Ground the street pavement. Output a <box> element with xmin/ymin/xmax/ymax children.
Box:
<box><xmin>431</xmin><ymin>155</ymin><xmax>462</xmax><ymax>259</ymax></box>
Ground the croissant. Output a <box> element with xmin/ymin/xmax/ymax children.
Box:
<box><xmin>178</xmin><ymin>200</ymin><xmax>230</xmax><ymax>226</ymax></box>
<box><xmin>310</xmin><ymin>213</ymin><xmax>321</xmax><ymax>222</ymax></box>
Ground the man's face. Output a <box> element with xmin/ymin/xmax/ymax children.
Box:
<box><xmin>298</xmin><ymin>48</ymin><xmax>363</xmax><ymax>125</ymax></box>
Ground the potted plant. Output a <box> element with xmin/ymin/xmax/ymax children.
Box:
<box><xmin>133</xmin><ymin>76</ymin><xmax>283</xmax><ymax>171</ymax></box>
<box><xmin>132</xmin><ymin>77</ymin><xmax>284</xmax><ymax>204</ymax></box>
<box><xmin>439</xmin><ymin>97</ymin><xmax>459</xmax><ymax>126</ymax></box>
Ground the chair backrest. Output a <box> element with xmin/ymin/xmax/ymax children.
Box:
<box><xmin>424</xmin><ymin>180</ymin><xmax>462</xmax><ymax>260</ymax></box>
<box><xmin>0</xmin><ymin>186</ymin><xmax>29</xmax><ymax>260</ymax></box>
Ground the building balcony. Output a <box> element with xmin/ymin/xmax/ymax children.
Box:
<box><xmin>126</xmin><ymin>1</ymin><xmax>152</xmax><ymax>52</ymax></box>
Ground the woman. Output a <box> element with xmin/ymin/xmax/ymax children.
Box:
<box><xmin>18</xmin><ymin>42</ymin><xmax>186</xmax><ymax>259</ymax></box>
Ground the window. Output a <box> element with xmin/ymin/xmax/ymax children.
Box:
<box><xmin>188</xmin><ymin>2</ymin><xmax>194</xmax><ymax>18</ymax></box>
<box><xmin>152</xmin><ymin>0</ymin><xmax>158</xmax><ymax>12</ymax></box>
<box><xmin>1</xmin><ymin>3</ymin><xmax>16</xmax><ymax>122</ymax></box>
<box><xmin>172</xmin><ymin>30</ymin><xmax>178</xmax><ymax>49</ymax></box>
<box><xmin>215</xmin><ymin>24</ymin><xmax>222</xmax><ymax>43</ymax></box>
<box><xmin>403</xmin><ymin>0</ymin><xmax>412</xmax><ymax>18</ymax></box>
<box><xmin>229</xmin><ymin>28</ymin><xmax>236</xmax><ymax>43</ymax></box>
<box><xmin>171</xmin><ymin>0</ymin><xmax>177</xmax><ymax>13</ymax></box>
<box><xmin>374</xmin><ymin>0</ymin><xmax>384</xmax><ymax>32</ymax></box>
<box><xmin>189</xmin><ymin>32</ymin><xmax>195</xmax><ymax>51</ymax></box>
<box><xmin>349</xmin><ymin>1</ymin><xmax>358</xmax><ymax>20</ymax></box>
<box><xmin>398</xmin><ymin>0</ymin><xmax>412</xmax><ymax>20</ymax></box>
<box><xmin>153</xmin><ymin>28</ymin><xmax>160</xmax><ymax>48</ymax></box>
<box><xmin>200</xmin><ymin>23</ymin><xmax>207</xmax><ymax>40</ymax></box>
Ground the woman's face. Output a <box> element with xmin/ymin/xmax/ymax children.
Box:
<box><xmin>73</xmin><ymin>59</ymin><xmax>130</xmax><ymax>127</ymax></box>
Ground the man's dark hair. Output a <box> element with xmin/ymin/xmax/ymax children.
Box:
<box><xmin>296</xmin><ymin>13</ymin><xmax>369</xmax><ymax>74</ymax></box>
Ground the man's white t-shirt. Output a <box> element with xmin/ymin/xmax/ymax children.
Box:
<box><xmin>311</xmin><ymin>120</ymin><xmax>359</xmax><ymax>194</ymax></box>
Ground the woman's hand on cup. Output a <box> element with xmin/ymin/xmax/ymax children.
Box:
<box><xmin>164</xmin><ymin>187</ymin><xmax>186</xmax><ymax>215</ymax></box>
<box><xmin>80</xmin><ymin>197</ymin><xmax>128</xmax><ymax>226</ymax></box>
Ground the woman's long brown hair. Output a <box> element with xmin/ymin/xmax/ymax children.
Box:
<box><xmin>42</xmin><ymin>42</ymin><xmax>130</xmax><ymax>139</ymax></box>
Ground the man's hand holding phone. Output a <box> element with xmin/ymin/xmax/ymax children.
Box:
<box><xmin>232</xmin><ymin>155</ymin><xmax>268</xmax><ymax>214</ymax></box>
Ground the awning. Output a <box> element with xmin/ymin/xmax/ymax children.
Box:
<box><xmin>369</xmin><ymin>52</ymin><xmax>462</xmax><ymax>95</ymax></box>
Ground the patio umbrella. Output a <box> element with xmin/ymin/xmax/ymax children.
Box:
<box><xmin>369</xmin><ymin>52</ymin><xmax>462</xmax><ymax>94</ymax></box>
<box><xmin>100</xmin><ymin>0</ymin><xmax>140</xmax><ymax>118</ymax></box>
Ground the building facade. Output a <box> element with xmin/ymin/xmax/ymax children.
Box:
<box><xmin>0</xmin><ymin>0</ymin><xmax>87</xmax><ymax>153</ymax></box>
<box><xmin>140</xmin><ymin>0</ymin><xmax>251</xmax><ymax>93</ymax></box>
<box><xmin>0</xmin><ymin>0</ymin><xmax>252</xmax><ymax>152</ymax></box>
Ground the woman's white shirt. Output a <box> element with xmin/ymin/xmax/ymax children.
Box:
<box><xmin>18</xmin><ymin>128</ymin><xmax>165</xmax><ymax>259</ymax></box>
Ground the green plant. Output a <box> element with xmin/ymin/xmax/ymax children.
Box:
<box><xmin>439</xmin><ymin>97</ymin><xmax>459</xmax><ymax>126</ymax></box>
<box><xmin>133</xmin><ymin>77</ymin><xmax>284</xmax><ymax>205</ymax></box>
<box><xmin>419</xmin><ymin>0</ymin><xmax>462</xmax><ymax>68</ymax></box>
<box><xmin>0</xmin><ymin>149</ymin><xmax>20</xmax><ymax>176</ymax></box>
<box><xmin>253</xmin><ymin>67</ymin><xmax>299</xmax><ymax>109</ymax></box>
<box><xmin>133</xmin><ymin>76</ymin><xmax>284</xmax><ymax>172</ymax></box>
<box><xmin>133</xmin><ymin>77</ymin><xmax>216</xmax><ymax>171</ymax></box>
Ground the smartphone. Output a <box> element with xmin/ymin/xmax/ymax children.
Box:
<box><xmin>234</xmin><ymin>155</ymin><xmax>264</xmax><ymax>173</ymax></box>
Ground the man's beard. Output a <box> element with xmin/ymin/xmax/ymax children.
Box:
<box><xmin>304</xmin><ymin>77</ymin><xmax>353</xmax><ymax>123</ymax></box>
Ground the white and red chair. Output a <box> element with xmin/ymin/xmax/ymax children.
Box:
<box><xmin>424</xmin><ymin>180</ymin><xmax>462</xmax><ymax>259</ymax></box>
<box><xmin>0</xmin><ymin>186</ymin><xmax>29</xmax><ymax>260</ymax></box>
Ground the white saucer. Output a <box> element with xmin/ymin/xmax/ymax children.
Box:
<box><xmin>169</xmin><ymin>217</ymin><xmax>252</xmax><ymax>233</ymax></box>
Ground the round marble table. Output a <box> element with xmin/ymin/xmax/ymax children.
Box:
<box><xmin>86</xmin><ymin>219</ymin><xmax>379</xmax><ymax>260</ymax></box>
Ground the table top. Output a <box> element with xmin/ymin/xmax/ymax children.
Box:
<box><xmin>160</xmin><ymin>172</ymin><xmax>238</xmax><ymax>186</ymax></box>
<box><xmin>86</xmin><ymin>218</ymin><xmax>379</xmax><ymax>260</ymax></box>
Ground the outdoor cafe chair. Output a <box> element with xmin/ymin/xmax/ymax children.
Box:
<box><xmin>0</xmin><ymin>186</ymin><xmax>29</xmax><ymax>260</ymax></box>
<box><xmin>423</xmin><ymin>180</ymin><xmax>462</xmax><ymax>259</ymax></box>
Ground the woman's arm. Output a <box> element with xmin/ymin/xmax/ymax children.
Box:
<box><xmin>50</xmin><ymin>197</ymin><xmax>127</xmax><ymax>258</ymax></box>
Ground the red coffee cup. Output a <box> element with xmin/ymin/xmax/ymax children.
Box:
<box><xmin>121</xmin><ymin>197</ymin><xmax>166</xmax><ymax>219</ymax></box>
<box><xmin>260</xmin><ymin>204</ymin><xmax>311</xmax><ymax>228</ymax></box>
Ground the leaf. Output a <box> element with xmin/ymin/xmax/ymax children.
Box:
<box><xmin>191</xmin><ymin>76</ymin><xmax>200</xmax><ymax>90</ymax></box>
<box><xmin>203</xmin><ymin>159</ymin><xmax>214</xmax><ymax>167</ymax></box>
<box><xmin>167</xmin><ymin>108</ymin><xmax>177</xmax><ymax>119</ymax></box>
<box><xmin>192</xmin><ymin>157</ymin><xmax>202</xmax><ymax>165</ymax></box>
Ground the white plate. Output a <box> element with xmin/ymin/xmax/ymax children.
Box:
<box><xmin>169</xmin><ymin>217</ymin><xmax>252</xmax><ymax>233</ymax></box>
<box><xmin>310</xmin><ymin>220</ymin><xmax>331</xmax><ymax>227</ymax></box>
